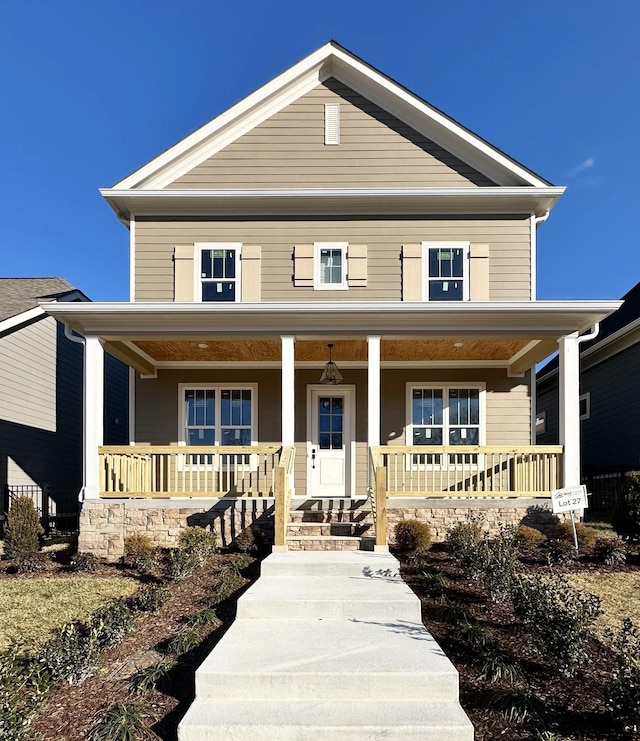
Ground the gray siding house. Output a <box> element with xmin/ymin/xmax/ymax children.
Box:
<box><xmin>0</xmin><ymin>278</ymin><xmax>128</xmax><ymax>524</ymax></box>
<box><xmin>537</xmin><ymin>280</ymin><xmax>640</xmax><ymax>475</ymax></box>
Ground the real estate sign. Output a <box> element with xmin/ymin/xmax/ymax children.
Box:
<box><xmin>550</xmin><ymin>485</ymin><xmax>589</xmax><ymax>514</ymax></box>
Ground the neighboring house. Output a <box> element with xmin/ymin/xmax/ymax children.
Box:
<box><xmin>0</xmin><ymin>278</ymin><xmax>128</xmax><ymax>526</ymax></box>
<box><xmin>537</xmin><ymin>280</ymin><xmax>640</xmax><ymax>498</ymax></box>
<box><xmin>45</xmin><ymin>42</ymin><xmax>620</xmax><ymax>559</ymax></box>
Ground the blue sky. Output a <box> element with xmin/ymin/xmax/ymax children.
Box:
<box><xmin>1</xmin><ymin>1</ymin><xmax>637</xmax><ymax>302</ymax></box>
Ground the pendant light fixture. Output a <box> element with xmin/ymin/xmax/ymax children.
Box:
<box><xmin>319</xmin><ymin>343</ymin><xmax>343</xmax><ymax>385</ymax></box>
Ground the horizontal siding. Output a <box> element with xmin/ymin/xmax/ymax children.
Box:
<box><xmin>170</xmin><ymin>79</ymin><xmax>495</xmax><ymax>189</ymax></box>
<box><xmin>135</xmin><ymin>216</ymin><xmax>530</xmax><ymax>302</ymax></box>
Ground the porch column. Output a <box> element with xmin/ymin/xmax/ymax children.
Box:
<box><xmin>83</xmin><ymin>335</ymin><xmax>104</xmax><ymax>500</ymax></box>
<box><xmin>559</xmin><ymin>332</ymin><xmax>580</xmax><ymax>488</ymax></box>
<box><xmin>281</xmin><ymin>336</ymin><xmax>295</xmax><ymax>446</ymax></box>
<box><xmin>367</xmin><ymin>336</ymin><xmax>381</xmax><ymax>449</ymax></box>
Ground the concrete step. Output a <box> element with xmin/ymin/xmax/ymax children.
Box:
<box><xmin>288</xmin><ymin>510</ymin><xmax>373</xmax><ymax>524</ymax></box>
<box><xmin>194</xmin><ymin>617</ymin><xmax>460</xmax><ymax>701</ymax></box>
<box><xmin>261</xmin><ymin>550</ymin><xmax>398</xmax><ymax>577</ymax></box>
<box><xmin>179</xmin><ymin>698</ymin><xmax>474</xmax><ymax>740</ymax></box>
<box><xmin>236</xmin><ymin>574</ymin><xmax>421</xmax><ymax>621</ymax></box>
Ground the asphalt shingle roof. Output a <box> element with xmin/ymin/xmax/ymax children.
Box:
<box><xmin>0</xmin><ymin>278</ymin><xmax>80</xmax><ymax>323</ymax></box>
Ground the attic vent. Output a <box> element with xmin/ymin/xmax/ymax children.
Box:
<box><xmin>324</xmin><ymin>103</ymin><xmax>340</xmax><ymax>145</ymax></box>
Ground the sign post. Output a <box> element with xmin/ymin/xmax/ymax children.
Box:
<box><xmin>550</xmin><ymin>485</ymin><xmax>589</xmax><ymax>553</ymax></box>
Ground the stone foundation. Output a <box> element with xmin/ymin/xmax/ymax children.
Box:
<box><xmin>79</xmin><ymin>498</ymin><xmax>274</xmax><ymax>562</ymax></box>
<box><xmin>79</xmin><ymin>496</ymin><xmax>567</xmax><ymax>561</ymax></box>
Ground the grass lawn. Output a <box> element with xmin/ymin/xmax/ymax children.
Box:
<box><xmin>568</xmin><ymin>570</ymin><xmax>640</xmax><ymax>638</ymax></box>
<box><xmin>0</xmin><ymin>576</ymin><xmax>138</xmax><ymax>649</ymax></box>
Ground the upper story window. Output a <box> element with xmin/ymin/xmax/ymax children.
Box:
<box><xmin>422</xmin><ymin>242</ymin><xmax>469</xmax><ymax>301</ymax></box>
<box><xmin>314</xmin><ymin>242</ymin><xmax>348</xmax><ymax>290</ymax></box>
<box><xmin>197</xmin><ymin>243</ymin><xmax>241</xmax><ymax>302</ymax></box>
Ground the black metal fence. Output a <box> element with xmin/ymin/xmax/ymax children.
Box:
<box><xmin>1</xmin><ymin>484</ymin><xmax>79</xmax><ymax>533</ymax></box>
<box><xmin>582</xmin><ymin>465</ymin><xmax>640</xmax><ymax>513</ymax></box>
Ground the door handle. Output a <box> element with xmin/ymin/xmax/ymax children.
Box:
<box><xmin>311</xmin><ymin>448</ymin><xmax>316</xmax><ymax>469</ymax></box>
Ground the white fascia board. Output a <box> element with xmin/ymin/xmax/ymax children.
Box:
<box><xmin>109</xmin><ymin>41</ymin><xmax>549</xmax><ymax>193</ymax></box>
<box><xmin>112</xmin><ymin>44</ymin><xmax>334</xmax><ymax>191</ymax></box>
<box><xmin>0</xmin><ymin>306</ymin><xmax>46</xmax><ymax>334</ymax></box>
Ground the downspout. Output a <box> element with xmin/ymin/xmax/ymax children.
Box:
<box><xmin>531</xmin><ymin>210</ymin><xmax>550</xmax><ymax>301</ymax></box>
<box><xmin>64</xmin><ymin>325</ymin><xmax>88</xmax><ymax>502</ymax></box>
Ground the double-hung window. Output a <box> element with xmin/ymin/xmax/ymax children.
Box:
<box><xmin>197</xmin><ymin>243</ymin><xmax>241</xmax><ymax>302</ymax></box>
<box><xmin>314</xmin><ymin>242</ymin><xmax>348</xmax><ymax>290</ymax></box>
<box><xmin>422</xmin><ymin>242</ymin><xmax>469</xmax><ymax>301</ymax></box>
<box><xmin>408</xmin><ymin>384</ymin><xmax>484</xmax><ymax>465</ymax></box>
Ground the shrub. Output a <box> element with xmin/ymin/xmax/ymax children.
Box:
<box><xmin>90</xmin><ymin>600</ymin><xmax>135</xmax><ymax>650</ymax></box>
<box><xmin>0</xmin><ymin>643</ymin><xmax>50</xmax><ymax>741</ymax></box>
<box><xmin>394</xmin><ymin>519</ymin><xmax>432</xmax><ymax>552</ymax></box>
<box><xmin>545</xmin><ymin>538</ymin><xmax>576</xmax><ymax>564</ymax></box>
<box><xmin>515</xmin><ymin>525</ymin><xmax>547</xmax><ymax>547</ymax></box>
<box><xmin>606</xmin><ymin>618</ymin><xmax>640</xmax><ymax>731</ymax></box>
<box><xmin>446</xmin><ymin>518</ymin><xmax>486</xmax><ymax>578</ymax></box>
<box><xmin>419</xmin><ymin>570</ymin><xmax>448</xmax><ymax>597</ymax></box>
<box><xmin>229</xmin><ymin>553</ymin><xmax>252</xmax><ymax>576</ymax></box>
<box><xmin>129</xmin><ymin>660</ymin><xmax>176</xmax><ymax>694</ymax></box>
<box><xmin>178</xmin><ymin>526</ymin><xmax>217</xmax><ymax>563</ymax></box>
<box><xmin>87</xmin><ymin>702</ymin><xmax>157</xmax><ymax>741</ymax></box>
<box><xmin>613</xmin><ymin>473</ymin><xmax>640</xmax><ymax>542</ymax></box>
<box><xmin>164</xmin><ymin>548</ymin><xmax>197</xmax><ymax>581</ymax></box>
<box><xmin>39</xmin><ymin>621</ymin><xmax>101</xmax><ymax>684</ymax></box>
<box><xmin>593</xmin><ymin>536</ymin><xmax>627</xmax><ymax>566</ymax></box>
<box><xmin>232</xmin><ymin>526</ymin><xmax>263</xmax><ymax>554</ymax></box>
<box><xmin>4</xmin><ymin>496</ymin><xmax>44</xmax><ymax>565</ymax></box>
<box><xmin>132</xmin><ymin>583</ymin><xmax>170</xmax><ymax>613</ymax></box>
<box><xmin>123</xmin><ymin>534</ymin><xmax>156</xmax><ymax>571</ymax></box>
<box><xmin>13</xmin><ymin>552</ymin><xmax>48</xmax><ymax>574</ymax></box>
<box><xmin>457</xmin><ymin>618</ymin><xmax>493</xmax><ymax>648</ymax></box>
<box><xmin>185</xmin><ymin>607</ymin><xmax>218</xmax><ymax>628</ymax></box>
<box><xmin>554</xmin><ymin>520</ymin><xmax>598</xmax><ymax>548</ymax></box>
<box><xmin>69</xmin><ymin>552</ymin><xmax>100</xmax><ymax>572</ymax></box>
<box><xmin>167</xmin><ymin>627</ymin><xmax>201</xmax><ymax>656</ymax></box>
<box><xmin>512</xmin><ymin>573</ymin><xmax>601</xmax><ymax>677</ymax></box>
<box><xmin>482</xmin><ymin>525</ymin><xmax>520</xmax><ymax>603</ymax></box>
<box><xmin>491</xmin><ymin>686</ymin><xmax>545</xmax><ymax>725</ymax></box>
<box><xmin>474</xmin><ymin>647</ymin><xmax>523</xmax><ymax>684</ymax></box>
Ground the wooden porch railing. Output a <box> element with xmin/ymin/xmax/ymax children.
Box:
<box><xmin>371</xmin><ymin>445</ymin><xmax>563</xmax><ymax>498</ymax></box>
<box><xmin>99</xmin><ymin>445</ymin><xmax>283</xmax><ymax>498</ymax></box>
<box><xmin>369</xmin><ymin>447</ymin><xmax>387</xmax><ymax>549</ymax></box>
<box><xmin>273</xmin><ymin>446</ymin><xmax>296</xmax><ymax>547</ymax></box>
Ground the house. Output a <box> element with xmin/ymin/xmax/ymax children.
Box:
<box><xmin>537</xmin><ymin>279</ymin><xmax>640</xmax><ymax>507</ymax></box>
<box><xmin>44</xmin><ymin>42</ymin><xmax>621</xmax><ymax>560</ymax></box>
<box><xmin>0</xmin><ymin>278</ymin><xmax>129</xmax><ymax>528</ymax></box>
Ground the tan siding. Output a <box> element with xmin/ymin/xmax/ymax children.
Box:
<box><xmin>135</xmin><ymin>216</ymin><xmax>530</xmax><ymax>302</ymax></box>
<box><xmin>381</xmin><ymin>369</ymin><xmax>531</xmax><ymax>447</ymax></box>
<box><xmin>169</xmin><ymin>79</ymin><xmax>496</xmax><ymax>189</ymax></box>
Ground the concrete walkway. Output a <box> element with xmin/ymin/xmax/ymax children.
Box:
<box><xmin>178</xmin><ymin>551</ymin><xmax>474</xmax><ymax>740</ymax></box>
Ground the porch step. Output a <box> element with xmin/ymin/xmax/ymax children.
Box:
<box><xmin>287</xmin><ymin>498</ymin><xmax>374</xmax><ymax>551</ymax></box>
<box><xmin>178</xmin><ymin>552</ymin><xmax>473</xmax><ymax>740</ymax></box>
<box><xmin>286</xmin><ymin>521</ymin><xmax>372</xmax><ymax>537</ymax></box>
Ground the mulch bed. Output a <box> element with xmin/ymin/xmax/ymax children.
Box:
<box><xmin>396</xmin><ymin>544</ymin><xmax>640</xmax><ymax>741</ymax></box>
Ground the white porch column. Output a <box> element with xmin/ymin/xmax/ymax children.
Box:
<box><xmin>367</xmin><ymin>334</ymin><xmax>381</xmax><ymax>449</ymax></box>
<box><xmin>83</xmin><ymin>335</ymin><xmax>104</xmax><ymax>500</ymax></box>
<box><xmin>281</xmin><ymin>336</ymin><xmax>295</xmax><ymax>446</ymax></box>
<box><xmin>559</xmin><ymin>332</ymin><xmax>580</xmax><ymax>488</ymax></box>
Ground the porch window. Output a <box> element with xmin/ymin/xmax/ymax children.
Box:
<box><xmin>197</xmin><ymin>243</ymin><xmax>241</xmax><ymax>302</ymax></box>
<box><xmin>314</xmin><ymin>242</ymin><xmax>348</xmax><ymax>290</ymax></box>
<box><xmin>180</xmin><ymin>384</ymin><xmax>256</xmax><ymax>450</ymax></box>
<box><xmin>408</xmin><ymin>384</ymin><xmax>484</xmax><ymax>464</ymax></box>
<box><xmin>422</xmin><ymin>242</ymin><xmax>469</xmax><ymax>301</ymax></box>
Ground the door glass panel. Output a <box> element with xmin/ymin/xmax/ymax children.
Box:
<box><xmin>318</xmin><ymin>397</ymin><xmax>344</xmax><ymax>450</ymax></box>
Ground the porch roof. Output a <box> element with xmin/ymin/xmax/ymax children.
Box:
<box><xmin>44</xmin><ymin>300</ymin><xmax>621</xmax><ymax>376</ymax></box>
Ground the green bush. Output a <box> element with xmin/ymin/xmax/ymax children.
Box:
<box><xmin>606</xmin><ymin>618</ymin><xmax>640</xmax><ymax>731</ymax></box>
<box><xmin>0</xmin><ymin>643</ymin><xmax>50</xmax><ymax>741</ymax></box>
<box><xmin>68</xmin><ymin>552</ymin><xmax>100</xmax><ymax>572</ymax></box>
<box><xmin>473</xmin><ymin>646</ymin><xmax>523</xmax><ymax>684</ymax></box>
<box><xmin>446</xmin><ymin>518</ymin><xmax>486</xmax><ymax>578</ymax></box>
<box><xmin>594</xmin><ymin>537</ymin><xmax>627</xmax><ymax>566</ymax></box>
<box><xmin>394</xmin><ymin>519</ymin><xmax>432</xmax><ymax>552</ymax></box>
<box><xmin>178</xmin><ymin>526</ymin><xmax>217</xmax><ymax>562</ymax></box>
<box><xmin>4</xmin><ymin>496</ymin><xmax>44</xmax><ymax>566</ymax></box>
<box><xmin>39</xmin><ymin>621</ymin><xmax>101</xmax><ymax>684</ymax></box>
<box><xmin>491</xmin><ymin>686</ymin><xmax>545</xmax><ymax>725</ymax></box>
<box><xmin>87</xmin><ymin>702</ymin><xmax>157</xmax><ymax>741</ymax></box>
<box><xmin>482</xmin><ymin>526</ymin><xmax>520</xmax><ymax>603</ymax></box>
<box><xmin>613</xmin><ymin>473</ymin><xmax>640</xmax><ymax>542</ymax></box>
<box><xmin>232</xmin><ymin>526</ymin><xmax>263</xmax><ymax>554</ymax></box>
<box><xmin>123</xmin><ymin>534</ymin><xmax>156</xmax><ymax>571</ymax></box>
<box><xmin>545</xmin><ymin>537</ymin><xmax>577</xmax><ymax>564</ymax></box>
<box><xmin>90</xmin><ymin>600</ymin><xmax>135</xmax><ymax>650</ymax></box>
<box><xmin>512</xmin><ymin>573</ymin><xmax>601</xmax><ymax>677</ymax></box>
<box><xmin>132</xmin><ymin>583</ymin><xmax>170</xmax><ymax>613</ymax></box>
<box><xmin>164</xmin><ymin>548</ymin><xmax>197</xmax><ymax>581</ymax></box>
<box><xmin>129</xmin><ymin>660</ymin><xmax>175</xmax><ymax>695</ymax></box>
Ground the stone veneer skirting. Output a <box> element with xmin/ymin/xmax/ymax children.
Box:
<box><xmin>79</xmin><ymin>496</ymin><xmax>567</xmax><ymax>562</ymax></box>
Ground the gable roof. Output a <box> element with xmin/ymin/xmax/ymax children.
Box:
<box><xmin>0</xmin><ymin>278</ymin><xmax>86</xmax><ymax>323</ymax></box>
<box><xmin>537</xmin><ymin>280</ymin><xmax>640</xmax><ymax>380</ymax></box>
<box><xmin>109</xmin><ymin>40</ymin><xmax>554</xmax><ymax>193</ymax></box>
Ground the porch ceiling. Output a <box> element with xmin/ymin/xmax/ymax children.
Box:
<box><xmin>44</xmin><ymin>299</ymin><xmax>621</xmax><ymax>376</ymax></box>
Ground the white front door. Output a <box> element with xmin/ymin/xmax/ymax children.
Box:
<box><xmin>307</xmin><ymin>386</ymin><xmax>354</xmax><ymax>498</ymax></box>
